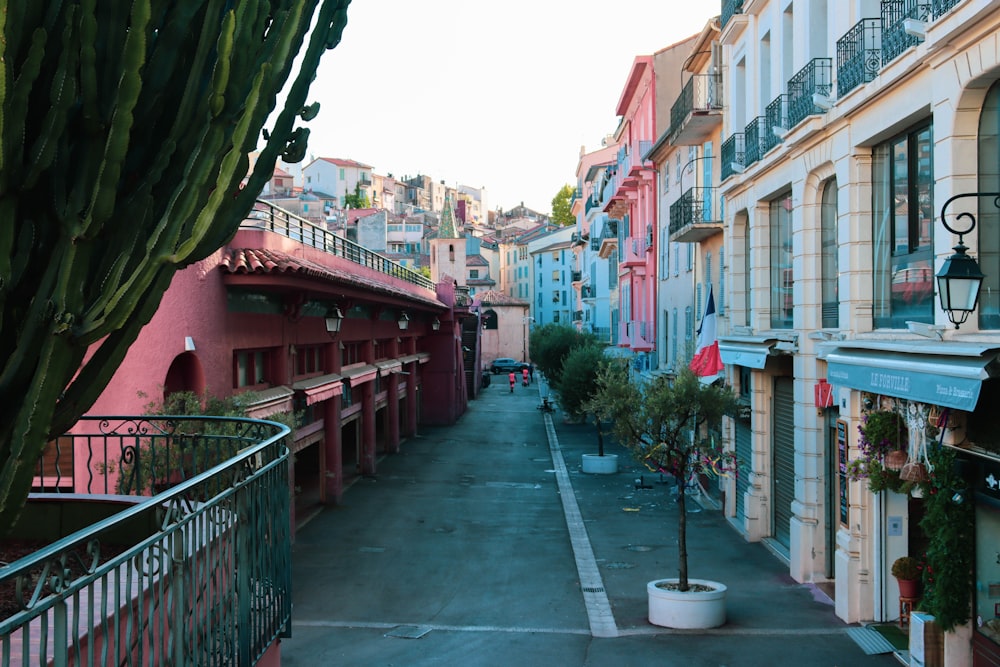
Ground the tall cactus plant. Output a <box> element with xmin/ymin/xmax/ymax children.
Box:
<box><xmin>0</xmin><ymin>0</ymin><xmax>351</xmax><ymax>533</ymax></box>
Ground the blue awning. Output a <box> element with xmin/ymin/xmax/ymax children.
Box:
<box><xmin>824</xmin><ymin>347</ymin><xmax>1000</xmax><ymax>411</ymax></box>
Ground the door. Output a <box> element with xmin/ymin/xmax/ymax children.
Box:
<box><xmin>771</xmin><ymin>377</ymin><xmax>795</xmax><ymax>553</ymax></box>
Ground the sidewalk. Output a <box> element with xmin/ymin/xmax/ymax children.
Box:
<box><xmin>280</xmin><ymin>376</ymin><xmax>897</xmax><ymax>666</ymax></box>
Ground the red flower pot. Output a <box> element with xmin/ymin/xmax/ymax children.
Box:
<box><xmin>897</xmin><ymin>578</ymin><xmax>921</xmax><ymax>598</ymax></box>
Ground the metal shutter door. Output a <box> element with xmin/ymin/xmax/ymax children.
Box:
<box><xmin>772</xmin><ymin>377</ymin><xmax>795</xmax><ymax>552</ymax></box>
<box><xmin>735</xmin><ymin>415</ymin><xmax>752</xmax><ymax>527</ymax></box>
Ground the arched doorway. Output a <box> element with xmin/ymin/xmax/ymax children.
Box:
<box><xmin>163</xmin><ymin>352</ymin><xmax>206</xmax><ymax>400</ymax></box>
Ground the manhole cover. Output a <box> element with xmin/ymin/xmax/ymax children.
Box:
<box><xmin>625</xmin><ymin>545</ymin><xmax>653</xmax><ymax>552</ymax></box>
<box><xmin>604</xmin><ymin>561</ymin><xmax>636</xmax><ymax>570</ymax></box>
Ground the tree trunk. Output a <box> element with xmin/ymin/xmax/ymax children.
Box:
<box><xmin>594</xmin><ymin>412</ymin><xmax>604</xmax><ymax>456</ymax></box>
<box><xmin>676</xmin><ymin>466</ymin><xmax>689</xmax><ymax>591</ymax></box>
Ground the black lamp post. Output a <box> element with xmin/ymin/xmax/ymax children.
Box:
<box><xmin>935</xmin><ymin>193</ymin><xmax>1000</xmax><ymax>328</ymax></box>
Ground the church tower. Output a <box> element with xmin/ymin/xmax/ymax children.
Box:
<box><xmin>430</xmin><ymin>192</ymin><xmax>466</xmax><ymax>285</ymax></box>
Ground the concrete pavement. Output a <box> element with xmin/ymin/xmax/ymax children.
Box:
<box><xmin>280</xmin><ymin>375</ymin><xmax>897</xmax><ymax>666</ymax></box>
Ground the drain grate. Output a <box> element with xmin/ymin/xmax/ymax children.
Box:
<box><xmin>582</xmin><ymin>587</ymin><xmax>605</xmax><ymax>593</ymax></box>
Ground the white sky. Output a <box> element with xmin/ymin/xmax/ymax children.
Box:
<box><xmin>302</xmin><ymin>1</ymin><xmax>719</xmax><ymax>214</ymax></box>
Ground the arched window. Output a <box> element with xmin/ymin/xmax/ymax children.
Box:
<box><xmin>979</xmin><ymin>81</ymin><xmax>1000</xmax><ymax>329</ymax></box>
<box><xmin>820</xmin><ymin>178</ymin><xmax>839</xmax><ymax>328</ymax></box>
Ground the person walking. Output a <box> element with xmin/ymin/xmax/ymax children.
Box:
<box><xmin>508</xmin><ymin>371</ymin><xmax>516</xmax><ymax>393</ymax></box>
<box><xmin>522</xmin><ymin>367</ymin><xmax>529</xmax><ymax>387</ymax></box>
<box><xmin>528</xmin><ymin>363</ymin><xmax>534</xmax><ymax>383</ymax></box>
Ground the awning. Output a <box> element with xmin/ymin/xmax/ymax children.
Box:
<box><xmin>822</xmin><ymin>344</ymin><xmax>1000</xmax><ymax>411</ymax></box>
<box><xmin>375</xmin><ymin>359</ymin><xmax>403</xmax><ymax>376</ymax></box>
<box><xmin>292</xmin><ymin>372</ymin><xmax>343</xmax><ymax>405</ymax></box>
<box><xmin>718</xmin><ymin>338</ymin><xmax>777</xmax><ymax>369</ymax></box>
<box><xmin>399</xmin><ymin>354</ymin><xmax>420</xmax><ymax>365</ymax></box>
<box><xmin>340</xmin><ymin>363</ymin><xmax>379</xmax><ymax>385</ymax></box>
<box><xmin>416</xmin><ymin>352</ymin><xmax>430</xmax><ymax>364</ymax></box>
<box><xmin>242</xmin><ymin>385</ymin><xmax>294</xmax><ymax>418</ymax></box>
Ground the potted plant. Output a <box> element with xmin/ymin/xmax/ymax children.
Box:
<box><xmin>588</xmin><ymin>366</ymin><xmax>738</xmax><ymax>628</ymax></box>
<box><xmin>892</xmin><ymin>556</ymin><xmax>923</xmax><ymax>598</ymax></box>
<box><xmin>846</xmin><ymin>409</ymin><xmax>910</xmax><ymax>494</ymax></box>
<box><xmin>556</xmin><ymin>343</ymin><xmax>617</xmax><ymax>473</ymax></box>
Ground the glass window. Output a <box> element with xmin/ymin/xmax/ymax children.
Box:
<box><xmin>770</xmin><ymin>190</ymin><xmax>794</xmax><ymax>329</ymax></box>
<box><xmin>873</xmin><ymin>122</ymin><xmax>934</xmax><ymax>327</ymax></box>
<box><xmin>979</xmin><ymin>81</ymin><xmax>1000</xmax><ymax>329</ymax></box>
<box><xmin>234</xmin><ymin>349</ymin><xmax>268</xmax><ymax>388</ymax></box>
<box><xmin>821</xmin><ymin>178</ymin><xmax>839</xmax><ymax>328</ymax></box>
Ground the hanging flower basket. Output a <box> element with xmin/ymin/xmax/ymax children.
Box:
<box><xmin>900</xmin><ymin>461</ymin><xmax>930</xmax><ymax>482</ymax></box>
<box><xmin>885</xmin><ymin>449</ymin><xmax>908</xmax><ymax>471</ymax></box>
<box><xmin>928</xmin><ymin>405</ymin><xmax>960</xmax><ymax>430</ymax></box>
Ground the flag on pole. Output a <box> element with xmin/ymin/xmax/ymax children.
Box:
<box><xmin>689</xmin><ymin>285</ymin><xmax>724</xmax><ymax>377</ymax></box>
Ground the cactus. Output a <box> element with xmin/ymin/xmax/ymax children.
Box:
<box><xmin>0</xmin><ymin>0</ymin><xmax>353</xmax><ymax>534</ymax></box>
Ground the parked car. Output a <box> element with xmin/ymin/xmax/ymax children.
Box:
<box><xmin>490</xmin><ymin>357</ymin><xmax>529</xmax><ymax>374</ymax></box>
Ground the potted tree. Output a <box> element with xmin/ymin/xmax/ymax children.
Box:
<box><xmin>892</xmin><ymin>556</ymin><xmax>923</xmax><ymax>598</ymax></box>
<box><xmin>555</xmin><ymin>343</ymin><xmax>617</xmax><ymax>473</ymax></box>
<box><xmin>588</xmin><ymin>365</ymin><xmax>738</xmax><ymax>628</ymax></box>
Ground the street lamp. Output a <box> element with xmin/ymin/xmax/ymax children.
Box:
<box><xmin>936</xmin><ymin>192</ymin><xmax>1000</xmax><ymax>328</ymax></box>
<box><xmin>324</xmin><ymin>306</ymin><xmax>344</xmax><ymax>339</ymax></box>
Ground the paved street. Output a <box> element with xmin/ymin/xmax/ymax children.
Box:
<box><xmin>280</xmin><ymin>377</ymin><xmax>898</xmax><ymax>666</ymax></box>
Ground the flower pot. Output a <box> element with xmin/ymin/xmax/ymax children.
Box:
<box><xmin>582</xmin><ymin>454</ymin><xmax>618</xmax><ymax>474</ymax></box>
<box><xmin>647</xmin><ymin>578</ymin><xmax>727</xmax><ymax>629</ymax></box>
<box><xmin>900</xmin><ymin>461</ymin><xmax>929</xmax><ymax>482</ymax></box>
<box><xmin>897</xmin><ymin>578</ymin><xmax>921</xmax><ymax>599</ymax></box>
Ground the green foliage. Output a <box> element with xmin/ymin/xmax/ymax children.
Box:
<box><xmin>0</xmin><ymin>0</ymin><xmax>351</xmax><ymax>533</ymax></box>
<box><xmin>588</xmin><ymin>367</ymin><xmax>738</xmax><ymax>590</ymax></box>
<box><xmin>846</xmin><ymin>410</ymin><xmax>910</xmax><ymax>494</ymax></box>
<box><xmin>343</xmin><ymin>182</ymin><xmax>370</xmax><ymax>209</ymax></box>
<box><xmin>919</xmin><ymin>445</ymin><xmax>974</xmax><ymax>631</ymax></box>
<box><xmin>529</xmin><ymin>323</ymin><xmax>597</xmax><ymax>388</ymax></box>
<box><xmin>891</xmin><ymin>555</ymin><xmax>922</xmax><ymax>580</ymax></box>
<box><xmin>555</xmin><ymin>344</ymin><xmax>612</xmax><ymax>455</ymax></box>
<box><xmin>550</xmin><ymin>184</ymin><xmax>575</xmax><ymax>227</ymax></box>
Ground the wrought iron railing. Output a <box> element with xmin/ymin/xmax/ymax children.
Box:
<box><xmin>881</xmin><ymin>0</ymin><xmax>930</xmax><ymax>65</ymax></box>
<box><xmin>669</xmin><ymin>73</ymin><xmax>724</xmax><ymax>140</ymax></box>
<box><xmin>721</xmin><ymin>0</ymin><xmax>744</xmax><ymax>29</ymax></box>
<box><xmin>763</xmin><ymin>94</ymin><xmax>789</xmax><ymax>153</ymax></box>
<box><xmin>745</xmin><ymin>117</ymin><xmax>765</xmax><ymax>167</ymax></box>
<box><xmin>722</xmin><ymin>133</ymin><xmax>746</xmax><ymax>180</ymax></box>
<box><xmin>7</xmin><ymin>415</ymin><xmax>291</xmax><ymax>666</ymax></box>
<box><xmin>244</xmin><ymin>200</ymin><xmax>435</xmax><ymax>290</ymax></box>
<box><xmin>669</xmin><ymin>187</ymin><xmax>720</xmax><ymax>236</ymax></box>
<box><xmin>592</xmin><ymin>326</ymin><xmax>612</xmax><ymax>343</ymax></box>
<box><xmin>931</xmin><ymin>0</ymin><xmax>960</xmax><ymax>17</ymax></box>
<box><xmin>787</xmin><ymin>58</ymin><xmax>833</xmax><ymax>128</ymax></box>
<box><xmin>837</xmin><ymin>19</ymin><xmax>882</xmax><ymax>97</ymax></box>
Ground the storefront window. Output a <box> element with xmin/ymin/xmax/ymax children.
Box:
<box><xmin>770</xmin><ymin>190</ymin><xmax>793</xmax><ymax>329</ymax></box>
<box><xmin>873</xmin><ymin>122</ymin><xmax>934</xmax><ymax>328</ymax></box>
<box><xmin>976</xmin><ymin>501</ymin><xmax>1000</xmax><ymax>646</ymax></box>
<box><xmin>979</xmin><ymin>81</ymin><xmax>1000</xmax><ymax>329</ymax></box>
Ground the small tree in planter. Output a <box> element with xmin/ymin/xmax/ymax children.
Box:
<box><xmin>529</xmin><ymin>323</ymin><xmax>597</xmax><ymax>389</ymax></box>
<box><xmin>555</xmin><ymin>344</ymin><xmax>615</xmax><ymax>471</ymax></box>
<box><xmin>588</xmin><ymin>365</ymin><xmax>738</xmax><ymax>626</ymax></box>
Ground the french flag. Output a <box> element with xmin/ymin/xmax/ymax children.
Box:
<box><xmin>689</xmin><ymin>285</ymin><xmax>724</xmax><ymax>377</ymax></box>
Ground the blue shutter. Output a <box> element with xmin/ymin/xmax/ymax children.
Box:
<box><xmin>719</xmin><ymin>246</ymin><xmax>726</xmax><ymax>315</ymax></box>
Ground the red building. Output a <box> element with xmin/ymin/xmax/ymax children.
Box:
<box><xmin>84</xmin><ymin>201</ymin><xmax>477</xmax><ymax>532</ymax></box>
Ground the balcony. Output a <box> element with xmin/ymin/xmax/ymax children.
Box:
<box><xmin>881</xmin><ymin>0</ymin><xmax>930</xmax><ymax>65</ymax></box>
<box><xmin>721</xmin><ymin>0</ymin><xmax>744</xmax><ymax>30</ymax></box>
<box><xmin>837</xmin><ymin>19</ymin><xmax>881</xmax><ymax>97</ymax></box>
<box><xmin>669</xmin><ymin>73</ymin><xmax>724</xmax><ymax>145</ymax></box>
<box><xmin>669</xmin><ymin>187</ymin><xmax>723</xmax><ymax>243</ymax></box>
<box><xmin>7</xmin><ymin>415</ymin><xmax>291</xmax><ymax>666</ymax></box>
<box><xmin>573</xmin><ymin>310</ymin><xmax>584</xmax><ymax>322</ymax></box>
<box><xmin>932</xmin><ymin>0</ymin><xmax>960</xmax><ymax>17</ymax></box>
<box><xmin>721</xmin><ymin>133</ymin><xmax>745</xmax><ymax>181</ymax></box>
<box><xmin>571</xmin><ymin>270</ymin><xmax>582</xmax><ymax>283</ymax></box>
<box><xmin>763</xmin><ymin>94</ymin><xmax>788</xmax><ymax>153</ymax></box>
<box><xmin>786</xmin><ymin>58</ymin><xmax>833</xmax><ymax>129</ymax></box>
<box><xmin>244</xmin><ymin>200</ymin><xmax>435</xmax><ymax>290</ymax></box>
<box><xmin>581</xmin><ymin>284</ymin><xmax>595</xmax><ymax>299</ymax></box>
<box><xmin>744</xmin><ymin>117</ymin><xmax>765</xmax><ymax>167</ymax></box>
<box><xmin>585</xmin><ymin>196</ymin><xmax>603</xmax><ymax>216</ymax></box>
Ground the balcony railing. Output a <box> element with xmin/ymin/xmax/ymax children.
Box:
<box><xmin>669</xmin><ymin>187</ymin><xmax>723</xmax><ymax>242</ymax></box>
<box><xmin>787</xmin><ymin>58</ymin><xmax>833</xmax><ymax>128</ymax></box>
<box><xmin>245</xmin><ymin>200</ymin><xmax>435</xmax><ymax>290</ymax></box>
<box><xmin>669</xmin><ymin>73</ymin><xmax>724</xmax><ymax>143</ymax></box>
<box><xmin>881</xmin><ymin>0</ymin><xmax>930</xmax><ymax>65</ymax></box>
<box><xmin>745</xmin><ymin>117</ymin><xmax>765</xmax><ymax>167</ymax></box>
<box><xmin>7</xmin><ymin>415</ymin><xmax>291</xmax><ymax>666</ymax></box>
<box><xmin>931</xmin><ymin>0</ymin><xmax>960</xmax><ymax>17</ymax></box>
<box><xmin>722</xmin><ymin>133</ymin><xmax>745</xmax><ymax>180</ymax></box>
<box><xmin>837</xmin><ymin>19</ymin><xmax>881</xmax><ymax>97</ymax></box>
<box><xmin>585</xmin><ymin>196</ymin><xmax>603</xmax><ymax>216</ymax></box>
<box><xmin>721</xmin><ymin>0</ymin><xmax>744</xmax><ymax>29</ymax></box>
<box><xmin>763</xmin><ymin>94</ymin><xmax>788</xmax><ymax>153</ymax></box>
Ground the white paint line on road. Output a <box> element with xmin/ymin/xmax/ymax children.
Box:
<box><xmin>542</xmin><ymin>412</ymin><xmax>619</xmax><ymax>639</ymax></box>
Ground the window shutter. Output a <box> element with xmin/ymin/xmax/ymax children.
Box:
<box><xmin>719</xmin><ymin>246</ymin><xmax>726</xmax><ymax>315</ymax></box>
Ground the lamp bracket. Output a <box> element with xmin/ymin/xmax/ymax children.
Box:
<box><xmin>939</xmin><ymin>191</ymin><xmax>1000</xmax><ymax>241</ymax></box>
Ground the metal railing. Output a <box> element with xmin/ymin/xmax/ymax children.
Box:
<box><xmin>931</xmin><ymin>0</ymin><xmax>960</xmax><ymax>17</ymax></box>
<box><xmin>669</xmin><ymin>73</ymin><xmax>724</xmax><ymax>140</ymax></box>
<box><xmin>837</xmin><ymin>19</ymin><xmax>882</xmax><ymax>97</ymax></box>
<box><xmin>6</xmin><ymin>416</ymin><xmax>291</xmax><ymax>666</ymax></box>
<box><xmin>763</xmin><ymin>94</ymin><xmax>788</xmax><ymax>153</ymax></box>
<box><xmin>722</xmin><ymin>133</ymin><xmax>745</xmax><ymax>180</ymax></box>
<box><xmin>787</xmin><ymin>58</ymin><xmax>833</xmax><ymax>128</ymax></box>
<box><xmin>881</xmin><ymin>0</ymin><xmax>930</xmax><ymax>65</ymax></box>
<box><xmin>669</xmin><ymin>187</ymin><xmax>720</xmax><ymax>236</ymax></box>
<box><xmin>721</xmin><ymin>0</ymin><xmax>744</xmax><ymax>29</ymax></box>
<box><xmin>745</xmin><ymin>117</ymin><xmax>765</xmax><ymax>167</ymax></box>
<box><xmin>244</xmin><ymin>200</ymin><xmax>435</xmax><ymax>290</ymax></box>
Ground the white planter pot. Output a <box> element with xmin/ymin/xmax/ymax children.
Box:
<box><xmin>647</xmin><ymin>578</ymin><xmax>727</xmax><ymax>629</ymax></box>
<box><xmin>581</xmin><ymin>454</ymin><xmax>618</xmax><ymax>474</ymax></box>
